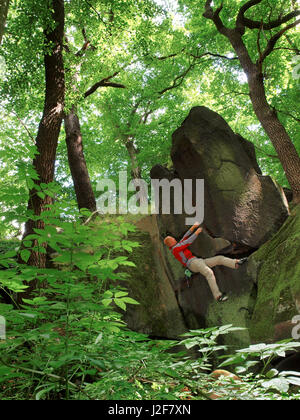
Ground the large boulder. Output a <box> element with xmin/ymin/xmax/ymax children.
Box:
<box><xmin>148</xmin><ymin>106</ymin><xmax>290</xmax><ymax>347</ymax></box>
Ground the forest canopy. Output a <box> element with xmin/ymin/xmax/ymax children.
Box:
<box><xmin>0</xmin><ymin>0</ymin><xmax>299</xmax><ymax>240</ymax></box>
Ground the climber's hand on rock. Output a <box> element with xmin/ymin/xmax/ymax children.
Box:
<box><xmin>191</xmin><ymin>222</ymin><xmax>201</xmax><ymax>231</ymax></box>
<box><xmin>195</xmin><ymin>227</ymin><xmax>203</xmax><ymax>235</ymax></box>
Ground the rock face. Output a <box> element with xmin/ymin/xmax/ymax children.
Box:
<box><xmin>122</xmin><ymin>215</ymin><xmax>188</xmax><ymax>339</ymax></box>
<box><xmin>123</xmin><ymin>106</ymin><xmax>295</xmax><ymax>348</ymax></box>
<box><xmin>248</xmin><ymin>205</ymin><xmax>300</xmax><ymax>343</ymax></box>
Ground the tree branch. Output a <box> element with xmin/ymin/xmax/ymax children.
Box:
<box><xmin>155</xmin><ymin>49</ymin><xmax>185</xmax><ymax>60</ymax></box>
<box><xmin>203</xmin><ymin>1</ymin><xmax>229</xmax><ymax>35</ymax></box>
<box><xmin>84</xmin><ymin>72</ymin><xmax>126</xmax><ymax>98</ymax></box>
<box><xmin>236</xmin><ymin>0</ymin><xmax>263</xmax><ymax>30</ymax></box>
<box><xmin>0</xmin><ymin>106</ymin><xmax>35</xmax><ymax>143</ymax></box>
<box><xmin>284</xmin><ymin>34</ymin><xmax>300</xmax><ymax>54</ymax></box>
<box><xmin>256</xmin><ymin>21</ymin><xmax>264</xmax><ymax>69</ymax></box>
<box><xmin>75</xmin><ymin>28</ymin><xmax>96</xmax><ymax>57</ymax></box>
<box><xmin>158</xmin><ymin>61</ymin><xmax>196</xmax><ymax>95</ymax></box>
<box><xmin>221</xmin><ymin>90</ymin><xmax>250</xmax><ymax>97</ymax></box>
<box><xmin>84</xmin><ymin>0</ymin><xmax>104</xmax><ymax>23</ymax></box>
<box><xmin>253</xmin><ymin>144</ymin><xmax>279</xmax><ymax>159</ymax></box>
<box><xmin>259</xmin><ymin>19</ymin><xmax>300</xmax><ymax>62</ymax></box>
<box><xmin>240</xmin><ymin>9</ymin><xmax>300</xmax><ymax>30</ymax></box>
<box><xmin>154</xmin><ymin>49</ymin><xmax>238</xmax><ymax>63</ymax></box>
<box><xmin>75</xmin><ymin>40</ymin><xmax>91</xmax><ymax>57</ymax></box>
<box><xmin>272</xmin><ymin>46</ymin><xmax>300</xmax><ymax>54</ymax></box>
<box><xmin>190</xmin><ymin>51</ymin><xmax>238</xmax><ymax>60</ymax></box>
<box><xmin>276</xmin><ymin>108</ymin><xmax>300</xmax><ymax>124</ymax></box>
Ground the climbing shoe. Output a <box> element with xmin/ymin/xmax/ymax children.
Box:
<box><xmin>217</xmin><ymin>293</ymin><xmax>228</xmax><ymax>303</ymax></box>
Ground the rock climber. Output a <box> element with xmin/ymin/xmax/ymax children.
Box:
<box><xmin>164</xmin><ymin>222</ymin><xmax>247</xmax><ymax>302</ymax></box>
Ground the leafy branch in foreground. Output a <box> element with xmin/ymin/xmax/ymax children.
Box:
<box><xmin>217</xmin><ymin>341</ymin><xmax>300</xmax><ymax>397</ymax></box>
<box><xmin>0</xmin><ymin>200</ymin><xmax>141</xmax><ymax>400</ymax></box>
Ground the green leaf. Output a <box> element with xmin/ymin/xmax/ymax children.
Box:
<box><xmin>102</xmin><ymin>298</ymin><xmax>112</xmax><ymax>307</ymax></box>
<box><xmin>114</xmin><ymin>298</ymin><xmax>126</xmax><ymax>311</ymax></box>
<box><xmin>266</xmin><ymin>368</ymin><xmax>278</xmax><ymax>379</ymax></box>
<box><xmin>23</xmin><ymin>240</ymin><xmax>32</xmax><ymax>248</ymax></box>
<box><xmin>262</xmin><ymin>378</ymin><xmax>289</xmax><ymax>393</ymax></box>
<box><xmin>122</xmin><ymin>297</ymin><xmax>139</xmax><ymax>305</ymax></box>
<box><xmin>86</xmin><ymin>357</ymin><xmax>106</xmax><ymax>369</ymax></box>
<box><xmin>115</xmin><ymin>291</ymin><xmax>128</xmax><ymax>298</ymax></box>
<box><xmin>35</xmin><ymin>385</ymin><xmax>56</xmax><ymax>400</ymax></box>
<box><xmin>103</xmin><ymin>290</ymin><xmax>113</xmax><ymax>298</ymax></box>
<box><xmin>37</xmin><ymin>191</ymin><xmax>46</xmax><ymax>199</ymax></box>
<box><xmin>20</xmin><ymin>249</ymin><xmax>31</xmax><ymax>263</ymax></box>
<box><xmin>107</xmin><ymin>325</ymin><xmax>121</xmax><ymax>333</ymax></box>
<box><xmin>120</xmin><ymin>261</ymin><xmax>136</xmax><ymax>267</ymax></box>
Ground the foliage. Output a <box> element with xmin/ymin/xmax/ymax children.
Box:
<box><xmin>0</xmin><ymin>199</ymin><xmax>141</xmax><ymax>399</ymax></box>
<box><xmin>0</xmin><ymin>0</ymin><xmax>300</xmax><ymax>402</ymax></box>
<box><xmin>221</xmin><ymin>341</ymin><xmax>300</xmax><ymax>375</ymax></box>
<box><xmin>178</xmin><ymin>324</ymin><xmax>245</xmax><ymax>360</ymax></box>
<box><xmin>215</xmin><ymin>341</ymin><xmax>300</xmax><ymax>398</ymax></box>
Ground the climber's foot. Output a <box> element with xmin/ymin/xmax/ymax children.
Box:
<box><xmin>235</xmin><ymin>257</ymin><xmax>248</xmax><ymax>269</ymax></box>
<box><xmin>217</xmin><ymin>293</ymin><xmax>228</xmax><ymax>303</ymax></box>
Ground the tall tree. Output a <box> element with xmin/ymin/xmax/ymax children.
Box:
<box><xmin>21</xmin><ymin>0</ymin><xmax>65</xmax><ymax>268</ymax></box>
<box><xmin>203</xmin><ymin>0</ymin><xmax>300</xmax><ymax>203</ymax></box>
<box><xmin>64</xmin><ymin>106</ymin><xmax>97</xmax><ymax>212</ymax></box>
<box><xmin>0</xmin><ymin>0</ymin><xmax>9</xmax><ymax>44</ymax></box>
<box><xmin>63</xmin><ymin>35</ymin><xmax>98</xmax><ymax>213</ymax></box>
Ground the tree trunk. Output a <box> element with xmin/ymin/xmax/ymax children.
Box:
<box><xmin>228</xmin><ymin>31</ymin><xmax>300</xmax><ymax>204</ymax></box>
<box><xmin>125</xmin><ymin>139</ymin><xmax>142</xmax><ymax>180</ymax></box>
<box><xmin>64</xmin><ymin>106</ymin><xmax>97</xmax><ymax>212</ymax></box>
<box><xmin>21</xmin><ymin>0</ymin><xmax>65</xmax><ymax>270</ymax></box>
<box><xmin>125</xmin><ymin>139</ymin><xmax>148</xmax><ymax>207</ymax></box>
<box><xmin>247</xmin><ymin>71</ymin><xmax>300</xmax><ymax>203</ymax></box>
<box><xmin>0</xmin><ymin>0</ymin><xmax>9</xmax><ymax>44</ymax></box>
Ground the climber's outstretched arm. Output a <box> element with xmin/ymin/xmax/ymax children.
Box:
<box><xmin>181</xmin><ymin>228</ymin><xmax>194</xmax><ymax>241</ymax></box>
<box><xmin>180</xmin><ymin>224</ymin><xmax>203</xmax><ymax>246</ymax></box>
<box><xmin>181</xmin><ymin>222</ymin><xmax>202</xmax><ymax>240</ymax></box>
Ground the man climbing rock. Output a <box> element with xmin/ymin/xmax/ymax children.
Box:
<box><xmin>164</xmin><ymin>223</ymin><xmax>247</xmax><ymax>302</ymax></box>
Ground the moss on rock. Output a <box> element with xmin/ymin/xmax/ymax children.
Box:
<box><xmin>206</xmin><ymin>293</ymin><xmax>256</xmax><ymax>351</ymax></box>
<box><xmin>249</xmin><ymin>205</ymin><xmax>300</xmax><ymax>343</ymax></box>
